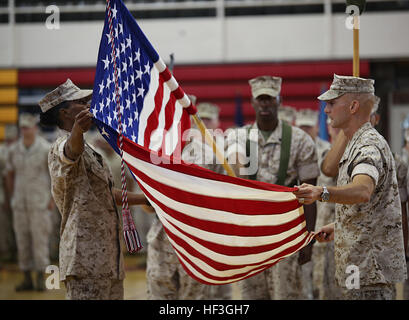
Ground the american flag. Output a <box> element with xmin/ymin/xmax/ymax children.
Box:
<box><xmin>91</xmin><ymin>0</ymin><xmax>314</xmax><ymax>284</ymax></box>
<box><xmin>90</xmin><ymin>0</ymin><xmax>193</xmax><ymax>158</ymax></box>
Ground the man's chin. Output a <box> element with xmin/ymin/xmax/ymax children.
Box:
<box><xmin>328</xmin><ymin>120</ymin><xmax>338</xmax><ymax>128</ymax></box>
<box><xmin>258</xmin><ymin>114</ymin><xmax>274</xmax><ymax>122</ymax></box>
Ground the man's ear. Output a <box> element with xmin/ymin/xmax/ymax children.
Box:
<box><xmin>58</xmin><ymin>106</ymin><xmax>71</xmax><ymax>125</ymax></box>
<box><xmin>58</xmin><ymin>107</ymin><xmax>67</xmax><ymax>120</ymax></box>
<box><xmin>374</xmin><ymin>113</ymin><xmax>381</xmax><ymax>126</ymax></box>
<box><xmin>349</xmin><ymin>100</ymin><xmax>359</xmax><ymax>114</ymax></box>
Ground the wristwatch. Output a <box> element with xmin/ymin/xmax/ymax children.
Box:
<box><xmin>320</xmin><ymin>186</ymin><xmax>330</xmax><ymax>202</ymax></box>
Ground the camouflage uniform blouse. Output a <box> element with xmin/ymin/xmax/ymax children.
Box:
<box><xmin>393</xmin><ymin>153</ymin><xmax>408</xmax><ymax>203</ymax></box>
<box><xmin>335</xmin><ymin>122</ymin><xmax>407</xmax><ymax>288</ymax></box>
<box><xmin>226</xmin><ymin>120</ymin><xmax>319</xmax><ymax>185</ymax></box>
<box><xmin>48</xmin><ymin>134</ymin><xmax>125</xmax><ymax>281</ymax></box>
<box><xmin>6</xmin><ymin>136</ymin><xmax>51</xmax><ymax>210</ymax></box>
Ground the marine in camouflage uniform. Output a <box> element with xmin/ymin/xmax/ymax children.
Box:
<box><xmin>226</xmin><ymin>76</ymin><xmax>319</xmax><ymax>300</ymax></box>
<box><xmin>49</xmin><ymin>134</ymin><xmax>125</xmax><ymax>299</ymax></box>
<box><xmin>336</xmin><ymin>122</ymin><xmax>406</xmax><ymax>299</ymax></box>
<box><xmin>39</xmin><ymin>79</ymin><xmax>148</xmax><ymax>300</ymax></box>
<box><xmin>294</xmin><ymin>75</ymin><xmax>407</xmax><ymax>300</ymax></box>
<box><xmin>5</xmin><ymin>114</ymin><xmax>52</xmax><ymax>292</ymax></box>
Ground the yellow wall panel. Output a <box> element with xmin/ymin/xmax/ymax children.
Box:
<box><xmin>0</xmin><ymin>70</ymin><xmax>18</xmax><ymax>86</ymax></box>
<box><xmin>0</xmin><ymin>88</ymin><xmax>18</xmax><ymax>104</ymax></box>
<box><xmin>0</xmin><ymin>106</ymin><xmax>18</xmax><ymax>123</ymax></box>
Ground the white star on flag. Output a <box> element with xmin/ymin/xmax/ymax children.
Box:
<box><xmin>135</xmin><ymin>68</ymin><xmax>142</xmax><ymax>80</ymax></box>
<box><xmin>137</xmin><ymin>85</ymin><xmax>144</xmax><ymax>97</ymax></box>
<box><xmin>134</xmin><ymin>49</ymin><xmax>140</xmax><ymax>62</ymax></box>
<box><xmin>122</xmin><ymin>61</ymin><xmax>127</xmax><ymax>73</ymax></box>
<box><xmin>99</xmin><ymin>80</ymin><xmax>105</xmax><ymax>94</ymax></box>
<box><xmin>111</xmin><ymin>4</ymin><xmax>117</xmax><ymax>19</ymax></box>
<box><xmin>144</xmin><ymin>62</ymin><xmax>150</xmax><ymax>74</ymax></box>
<box><xmin>102</xmin><ymin>55</ymin><xmax>110</xmax><ymax>70</ymax></box>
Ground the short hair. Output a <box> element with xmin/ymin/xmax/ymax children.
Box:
<box><xmin>39</xmin><ymin>100</ymin><xmax>70</xmax><ymax>128</ymax></box>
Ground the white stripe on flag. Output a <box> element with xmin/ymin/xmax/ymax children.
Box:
<box><xmin>165</xmin><ymin>77</ymin><xmax>178</xmax><ymax>91</ymax></box>
<box><xmin>154</xmin><ymin>58</ymin><xmax>166</xmax><ymax>73</ymax></box>
<box><xmin>164</xmin><ymin>99</ymin><xmax>184</xmax><ymax>156</ymax></box>
<box><xmin>178</xmin><ymin>93</ymin><xmax>190</xmax><ymax>108</ymax></box>
<box><xmin>137</xmin><ymin>66</ymin><xmax>160</xmax><ymax>146</ymax></box>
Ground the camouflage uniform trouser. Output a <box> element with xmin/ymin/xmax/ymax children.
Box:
<box><xmin>240</xmin><ymin>254</ymin><xmax>307</xmax><ymax>300</ymax></box>
<box><xmin>65</xmin><ymin>277</ymin><xmax>124</xmax><ymax>300</ymax></box>
<box><xmin>208</xmin><ymin>284</ymin><xmax>232</xmax><ymax>300</ymax></box>
<box><xmin>146</xmin><ymin>242</ymin><xmax>210</xmax><ymax>300</ymax></box>
<box><xmin>312</xmin><ymin>242</ymin><xmax>342</xmax><ymax>300</ymax></box>
<box><xmin>0</xmin><ymin>204</ymin><xmax>16</xmax><ymax>261</ymax></box>
<box><xmin>12</xmin><ymin>206</ymin><xmax>51</xmax><ymax>272</ymax></box>
<box><xmin>342</xmin><ymin>284</ymin><xmax>396</xmax><ymax>300</ymax></box>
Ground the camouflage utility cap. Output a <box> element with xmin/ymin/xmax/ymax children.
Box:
<box><xmin>295</xmin><ymin>108</ymin><xmax>318</xmax><ymax>127</ymax></box>
<box><xmin>19</xmin><ymin>113</ymin><xmax>39</xmax><ymax>128</ymax></box>
<box><xmin>39</xmin><ymin>78</ymin><xmax>92</xmax><ymax>113</ymax></box>
<box><xmin>197</xmin><ymin>102</ymin><xmax>219</xmax><ymax>120</ymax></box>
<box><xmin>278</xmin><ymin>105</ymin><xmax>296</xmax><ymax>124</ymax></box>
<box><xmin>318</xmin><ymin>74</ymin><xmax>374</xmax><ymax>101</ymax></box>
<box><xmin>249</xmin><ymin>76</ymin><xmax>282</xmax><ymax>98</ymax></box>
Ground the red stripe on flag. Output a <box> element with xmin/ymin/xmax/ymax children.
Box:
<box><xmin>160</xmin><ymin>68</ymin><xmax>172</xmax><ymax>82</ymax></box>
<box><xmin>185</xmin><ymin>103</ymin><xmax>197</xmax><ymax>115</ymax></box>
<box><xmin>178</xmin><ymin>106</ymin><xmax>191</xmax><ymax>152</ymax></box>
<box><xmin>163</xmin><ymin>94</ymin><xmax>176</xmax><ymax>132</ymax></box>
<box><xmin>173</xmin><ymin>87</ymin><xmax>185</xmax><ymax>100</ymax></box>
<box><xmin>144</xmin><ymin>77</ymin><xmax>165</xmax><ymax>148</ymax></box>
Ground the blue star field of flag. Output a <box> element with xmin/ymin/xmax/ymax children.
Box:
<box><xmin>90</xmin><ymin>0</ymin><xmax>160</xmax><ymax>151</ymax></box>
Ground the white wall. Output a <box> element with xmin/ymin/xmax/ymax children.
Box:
<box><xmin>1</xmin><ymin>11</ymin><xmax>409</xmax><ymax>68</ymax></box>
